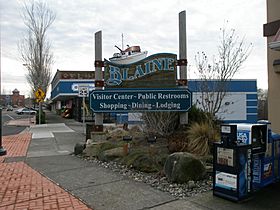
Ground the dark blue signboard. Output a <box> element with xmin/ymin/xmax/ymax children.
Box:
<box><xmin>90</xmin><ymin>88</ymin><xmax>192</xmax><ymax>113</ymax></box>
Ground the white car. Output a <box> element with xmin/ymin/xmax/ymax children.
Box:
<box><xmin>15</xmin><ymin>108</ymin><xmax>37</xmax><ymax>115</ymax></box>
<box><xmin>7</xmin><ymin>105</ymin><xmax>13</xmax><ymax>111</ymax></box>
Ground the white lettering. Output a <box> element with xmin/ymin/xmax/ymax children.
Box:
<box><xmin>137</xmin><ymin>93</ymin><xmax>157</xmax><ymax>100</ymax></box>
<box><xmin>99</xmin><ymin>103</ymin><xmax>127</xmax><ymax>110</ymax></box>
<box><xmin>113</xmin><ymin>94</ymin><xmax>133</xmax><ymax>100</ymax></box>
<box><xmin>156</xmin><ymin>102</ymin><xmax>181</xmax><ymax>110</ymax></box>
<box><xmin>157</xmin><ymin>93</ymin><xmax>189</xmax><ymax>99</ymax></box>
<box><xmin>92</xmin><ymin>94</ymin><xmax>112</xmax><ymax>100</ymax></box>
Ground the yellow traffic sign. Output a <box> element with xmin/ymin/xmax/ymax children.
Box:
<box><xmin>35</xmin><ymin>88</ymin><xmax>46</xmax><ymax>100</ymax></box>
<box><xmin>36</xmin><ymin>98</ymin><xmax>44</xmax><ymax>103</ymax></box>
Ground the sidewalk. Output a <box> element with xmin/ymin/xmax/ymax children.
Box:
<box><xmin>0</xmin><ymin>133</ymin><xmax>31</xmax><ymax>163</ymax></box>
<box><xmin>0</xmin><ymin>133</ymin><xmax>91</xmax><ymax>210</ymax></box>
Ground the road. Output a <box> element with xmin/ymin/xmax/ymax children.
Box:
<box><xmin>1</xmin><ymin>109</ymin><xmax>30</xmax><ymax>136</ymax></box>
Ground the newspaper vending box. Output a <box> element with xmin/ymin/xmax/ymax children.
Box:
<box><xmin>213</xmin><ymin>124</ymin><xmax>268</xmax><ymax>201</ymax></box>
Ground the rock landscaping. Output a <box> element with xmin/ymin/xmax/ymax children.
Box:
<box><xmin>77</xmin><ymin>125</ymin><xmax>213</xmax><ymax>199</ymax></box>
<box><xmin>80</xmin><ymin>156</ymin><xmax>212</xmax><ymax>199</ymax></box>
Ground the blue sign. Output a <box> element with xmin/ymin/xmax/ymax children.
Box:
<box><xmin>237</xmin><ymin>131</ymin><xmax>250</xmax><ymax>144</ymax></box>
<box><xmin>90</xmin><ymin>88</ymin><xmax>192</xmax><ymax>113</ymax></box>
<box><xmin>104</xmin><ymin>53</ymin><xmax>177</xmax><ymax>88</ymax></box>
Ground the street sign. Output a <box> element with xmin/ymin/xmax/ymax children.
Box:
<box><xmin>78</xmin><ymin>86</ymin><xmax>89</xmax><ymax>97</ymax></box>
<box><xmin>34</xmin><ymin>87</ymin><xmax>45</xmax><ymax>125</ymax></box>
<box><xmin>35</xmin><ymin>88</ymin><xmax>46</xmax><ymax>100</ymax></box>
<box><xmin>90</xmin><ymin>88</ymin><xmax>192</xmax><ymax>113</ymax></box>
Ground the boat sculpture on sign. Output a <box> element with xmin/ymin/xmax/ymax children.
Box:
<box><xmin>109</xmin><ymin>45</ymin><xmax>148</xmax><ymax>65</ymax></box>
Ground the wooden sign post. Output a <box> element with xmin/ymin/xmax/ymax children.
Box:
<box><xmin>179</xmin><ymin>10</ymin><xmax>189</xmax><ymax>125</ymax></box>
<box><xmin>92</xmin><ymin>30</ymin><xmax>106</xmax><ymax>141</ymax></box>
<box><xmin>90</xmin><ymin>11</ymin><xmax>190</xmax><ymax>139</ymax></box>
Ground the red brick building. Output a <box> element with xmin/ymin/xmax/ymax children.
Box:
<box><xmin>0</xmin><ymin>89</ymin><xmax>25</xmax><ymax>107</ymax></box>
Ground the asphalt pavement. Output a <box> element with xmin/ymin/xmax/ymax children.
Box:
<box><xmin>3</xmin><ymin>110</ymin><xmax>280</xmax><ymax>210</ymax></box>
<box><xmin>1</xmin><ymin>110</ymin><xmax>31</xmax><ymax>136</ymax></box>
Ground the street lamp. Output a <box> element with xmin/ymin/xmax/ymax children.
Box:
<box><xmin>0</xmin><ymin>24</ymin><xmax>7</xmax><ymax>156</ymax></box>
<box><xmin>0</xmin><ymin>108</ymin><xmax>7</xmax><ymax>156</ymax></box>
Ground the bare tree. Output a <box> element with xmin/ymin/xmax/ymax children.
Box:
<box><xmin>257</xmin><ymin>88</ymin><xmax>268</xmax><ymax>120</ymax></box>
<box><xmin>195</xmin><ymin>26</ymin><xmax>252</xmax><ymax>117</ymax></box>
<box><xmin>141</xmin><ymin>112</ymin><xmax>179</xmax><ymax>137</ymax></box>
<box><xmin>19</xmin><ymin>1</ymin><xmax>55</xmax><ymax>94</ymax></box>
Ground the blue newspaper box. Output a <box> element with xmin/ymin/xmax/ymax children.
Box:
<box><xmin>214</xmin><ymin>122</ymin><xmax>280</xmax><ymax>201</ymax></box>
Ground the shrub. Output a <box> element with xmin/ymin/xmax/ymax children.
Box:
<box><xmin>167</xmin><ymin>131</ymin><xmax>188</xmax><ymax>153</ymax></box>
<box><xmin>141</xmin><ymin>112</ymin><xmax>179</xmax><ymax>137</ymax></box>
<box><xmin>120</xmin><ymin>148</ymin><xmax>168</xmax><ymax>173</ymax></box>
<box><xmin>187</xmin><ymin>121</ymin><xmax>220</xmax><ymax>156</ymax></box>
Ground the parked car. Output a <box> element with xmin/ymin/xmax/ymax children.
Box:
<box><xmin>15</xmin><ymin>108</ymin><xmax>37</xmax><ymax>115</ymax></box>
<box><xmin>6</xmin><ymin>105</ymin><xmax>13</xmax><ymax>111</ymax></box>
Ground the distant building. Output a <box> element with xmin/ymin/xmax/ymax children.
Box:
<box><xmin>264</xmin><ymin>0</ymin><xmax>280</xmax><ymax>133</ymax></box>
<box><xmin>0</xmin><ymin>89</ymin><xmax>25</xmax><ymax>107</ymax></box>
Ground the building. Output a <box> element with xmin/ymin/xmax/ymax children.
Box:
<box><xmin>188</xmin><ymin>79</ymin><xmax>257</xmax><ymax>123</ymax></box>
<box><xmin>50</xmin><ymin>69</ymin><xmax>257</xmax><ymax>124</ymax></box>
<box><xmin>0</xmin><ymin>89</ymin><xmax>25</xmax><ymax>107</ymax></box>
<box><xmin>124</xmin><ymin>79</ymin><xmax>258</xmax><ymax>124</ymax></box>
<box><xmin>263</xmin><ymin>0</ymin><xmax>280</xmax><ymax>133</ymax></box>
<box><xmin>50</xmin><ymin>70</ymin><xmax>95</xmax><ymax>121</ymax></box>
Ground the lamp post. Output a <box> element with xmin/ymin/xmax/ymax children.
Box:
<box><xmin>0</xmin><ymin>108</ymin><xmax>7</xmax><ymax>156</ymax></box>
<box><xmin>0</xmin><ymin>23</ymin><xmax>7</xmax><ymax>156</ymax></box>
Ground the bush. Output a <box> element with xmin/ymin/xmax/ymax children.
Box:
<box><xmin>188</xmin><ymin>105</ymin><xmax>209</xmax><ymax>124</ymax></box>
<box><xmin>167</xmin><ymin>131</ymin><xmax>188</xmax><ymax>153</ymax></box>
<box><xmin>36</xmin><ymin>111</ymin><xmax>46</xmax><ymax>124</ymax></box>
<box><xmin>141</xmin><ymin>112</ymin><xmax>179</xmax><ymax>137</ymax></box>
<box><xmin>96</xmin><ymin>142</ymin><xmax>122</xmax><ymax>159</ymax></box>
<box><xmin>120</xmin><ymin>148</ymin><xmax>168</xmax><ymax>173</ymax></box>
<box><xmin>187</xmin><ymin>121</ymin><xmax>220</xmax><ymax>156</ymax></box>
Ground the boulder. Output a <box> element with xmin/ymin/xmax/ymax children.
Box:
<box><xmin>74</xmin><ymin>142</ymin><xmax>85</xmax><ymax>155</ymax></box>
<box><xmin>83</xmin><ymin>141</ymin><xmax>116</xmax><ymax>157</ymax></box>
<box><xmin>99</xmin><ymin>147</ymin><xmax>125</xmax><ymax>162</ymax></box>
<box><xmin>164</xmin><ymin>152</ymin><xmax>206</xmax><ymax>183</ymax></box>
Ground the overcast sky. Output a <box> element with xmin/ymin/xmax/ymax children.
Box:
<box><xmin>1</xmin><ymin>0</ymin><xmax>267</xmax><ymax>97</ymax></box>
